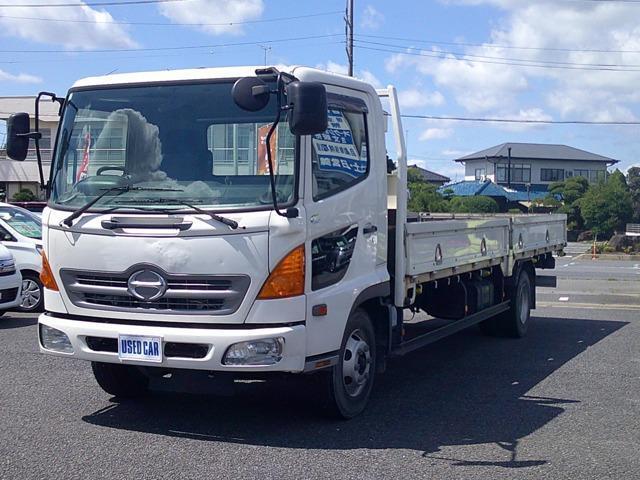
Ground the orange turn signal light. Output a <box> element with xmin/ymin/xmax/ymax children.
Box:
<box><xmin>40</xmin><ymin>251</ymin><xmax>59</xmax><ymax>292</ymax></box>
<box><xmin>257</xmin><ymin>245</ymin><xmax>305</xmax><ymax>300</ymax></box>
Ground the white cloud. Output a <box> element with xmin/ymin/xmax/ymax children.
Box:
<box><xmin>389</xmin><ymin>1</ymin><xmax>640</xmax><ymax>121</ymax></box>
<box><xmin>420</xmin><ymin>127</ymin><xmax>454</xmax><ymax>140</ymax></box>
<box><xmin>0</xmin><ymin>70</ymin><xmax>42</xmax><ymax>84</ymax></box>
<box><xmin>0</xmin><ymin>1</ymin><xmax>137</xmax><ymax>50</ymax></box>
<box><xmin>159</xmin><ymin>0</ymin><xmax>264</xmax><ymax>36</ymax></box>
<box><xmin>361</xmin><ymin>5</ymin><xmax>384</xmax><ymax>30</ymax></box>
<box><xmin>315</xmin><ymin>61</ymin><xmax>381</xmax><ymax>88</ymax></box>
<box><xmin>399</xmin><ymin>88</ymin><xmax>445</xmax><ymax>109</ymax></box>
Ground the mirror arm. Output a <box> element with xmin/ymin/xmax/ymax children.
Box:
<box><xmin>265</xmin><ymin>74</ymin><xmax>297</xmax><ymax>219</ymax></box>
<box><xmin>32</xmin><ymin>91</ymin><xmax>60</xmax><ymax>190</ymax></box>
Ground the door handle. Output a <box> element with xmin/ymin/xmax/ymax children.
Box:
<box><xmin>363</xmin><ymin>224</ymin><xmax>378</xmax><ymax>235</ymax></box>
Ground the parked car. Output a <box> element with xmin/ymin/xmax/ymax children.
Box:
<box><xmin>0</xmin><ymin>244</ymin><xmax>22</xmax><ymax>316</ymax></box>
<box><xmin>0</xmin><ymin>203</ymin><xmax>43</xmax><ymax>312</ymax></box>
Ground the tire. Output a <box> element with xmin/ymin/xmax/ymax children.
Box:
<box><xmin>324</xmin><ymin>309</ymin><xmax>376</xmax><ymax>419</ymax></box>
<box><xmin>481</xmin><ymin>269</ymin><xmax>532</xmax><ymax>338</ymax></box>
<box><xmin>19</xmin><ymin>273</ymin><xmax>44</xmax><ymax>313</ymax></box>
<box><xmin>91</xmin><ymin>361</ymin><xmax>149</xmax><ymax>398</ymax></box>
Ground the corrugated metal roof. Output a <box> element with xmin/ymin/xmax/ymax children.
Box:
<box><xmin>0</xmin><ymin>160</ymin><xmax>50</xmax><ymax>183</ymax></box>
<box><xmin>0</xmin><ymin>96</ymin><xmax>60</xmax><ymax>122</ymax></box>
<box><xmin>439</xmin><ymin>180</ymin><xmax>548</xmax><ymax>202</ymax></box>
<box><xmin>455</xmin><ymin>142</ymin><xmax>617</xmax><ymax>164</ymax></box>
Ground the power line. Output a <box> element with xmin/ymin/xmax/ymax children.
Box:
<box><xmin>0</xmin><ymin>0</ymin><xmax>189</xmax><ymax>7</ymax></box>
<box><xmin>0</xmin><ymin>10</ymin><xmax>342</xmax><ymax>27</ymax></box>
<box><xmin>400</xmin><ymin>114</ymin><xmax>640</xmax><ymax>125</ymax></box>
<box><xmin>355</xmin><ymin>38</ymin><xmax>640</xmax><ymax>69</ymax></box>
<box><xmin>355</xmin><ymin>44</ymin><xmax>640</xmax><ymax>72</ymax></box>
<box><xmin>0</xmin><ymin>33</ymin><xmax>342</xmax><ymax>53</ymax></box>
<box><xmin>356</xmin><ymin>33</ymin><xmax>640</xmax><ymax>55</ymax></box>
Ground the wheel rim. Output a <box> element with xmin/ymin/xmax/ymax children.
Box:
<box><xmin>341</xmin><ymin>329</ymin><xmax>372</xmax><ymax>397</ymax></box>
<box><xmin>518</xmin><ymin>279</ymin><xmax>530</xmax><ymax>325</ymax></box>
<box><xmin>20</xmin><ymin>278</ymin><xmax>41</xmax><ymax>310</ymax></box>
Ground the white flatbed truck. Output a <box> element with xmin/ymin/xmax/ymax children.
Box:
<box><xmin>5</xmin><ymin>66</ymin><xmax>566</xmax><ymax>418</ymax></box>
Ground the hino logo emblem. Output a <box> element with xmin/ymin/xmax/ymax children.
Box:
<box><xmin>127</xmin><ymin>270</ymin><xmax>167</xmax><ymax>302</ymax></box>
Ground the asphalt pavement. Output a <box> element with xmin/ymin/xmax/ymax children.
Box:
<box><xmin>1</xmin><ymin>259</ymin><xmax>638</xmax><ymax>480</ymax></box>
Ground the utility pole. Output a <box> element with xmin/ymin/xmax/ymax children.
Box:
<box><xmin>507</xmin><ymin>146</ymin><xmax>512</xmax><ymax>188</ymax></box>
<box><xmin>346</xmin><ymin>0</ymin><xmax>354</xmax><ymax>76</ymax></box>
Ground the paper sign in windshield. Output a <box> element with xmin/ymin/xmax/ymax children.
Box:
<box><xmin>313</xmin><ymin>109</ymin><xmax>366</xmax><ymax>178</ymax></box>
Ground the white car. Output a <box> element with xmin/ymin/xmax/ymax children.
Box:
<box><xmin>0</xmin><ymin>243</ymin><xmax>22</xmax><ymax>315</ymax></box>
<box><xmin>0</xmin><ymin>203</ymin><xmax>43</xmax><ymax>312</ymax></box>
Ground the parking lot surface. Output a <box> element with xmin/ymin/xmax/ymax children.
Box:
<box><xmin>1</xmin><ymin>259</ymin><xmax>638</xmax><ymax>480</ymax></box>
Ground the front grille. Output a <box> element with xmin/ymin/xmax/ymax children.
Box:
<box><xmin>85</xmin><ymin>336</ymin><xmax>209</xmax><ymax>359</ymax></box>
<box><xmin>0</xmin><ymin>287</ymin><xmax>19</xmax><ymax>302</ymax></box>
<box><xmin>61</xmin><ymin>267</ymin><xmax>250</xmax><ymax>315</ymax></box>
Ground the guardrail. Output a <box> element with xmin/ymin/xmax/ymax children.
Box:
<box><xmin>627</xmin><ymin>224</ymin><xmax>640</xmax><ymax>236</ymax></box>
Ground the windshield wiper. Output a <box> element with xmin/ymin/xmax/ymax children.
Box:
<box><xmin>61</xmin><ymin>186</ymin><xmax>183</xmax><ymax>227</ymax></box>
<box><xmin>114</xmin><ymin>198</ymin><xmax>239</xmax><ymax>229</ymax></box>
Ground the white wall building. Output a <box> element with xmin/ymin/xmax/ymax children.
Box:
<box><xmin>456</xmin><ymin>142</ymin><xmax>618</xmax><ymax>192</ymax></box>
<box><xmin>0</xmin><ymin>96</ymin><xmax>59</xmax><ymax>201</ymax></box>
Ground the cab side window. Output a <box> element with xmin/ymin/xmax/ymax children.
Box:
<box><xmin>311</xmin><ymin>107</ymin><xmax>369</xmax><ymax>200</ymax></box>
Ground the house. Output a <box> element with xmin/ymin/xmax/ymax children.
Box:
<box><xmin>408</xmin><ymin>164</ymin><xmax>451</xmax><ymax>186</ymax></box>
<box><xmin>0</xmin><ymin>96</ymin><xmax>59</xmax><ymax>201</ymax></box>
<box><xmin>455</xmin><ymin>142</ymin><xmax>618</xmax><ymax>192</ymax></box>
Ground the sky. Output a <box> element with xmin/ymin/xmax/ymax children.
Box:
<box><xmin>1</xmin><ymin>0</ymin><xmax>639</xmax><ymax>180</ymax></box>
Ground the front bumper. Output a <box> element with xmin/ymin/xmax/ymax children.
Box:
<box><xmin>38</xmin><ymin>313</ymin><xmax>306</xmax><ymax>373</ymax></box>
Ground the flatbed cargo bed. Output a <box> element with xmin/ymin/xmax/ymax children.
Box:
<box><xmin>403</xmin><ymin>213</ymin><xmax>566</xmax><ymax>284</ymax></box>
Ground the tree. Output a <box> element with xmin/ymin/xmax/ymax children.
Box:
<box><xmin>407</xmin><ymin>182</ymin><xmax>449</xmax><ymax>212</ymax></box>
<box><xmin>449</xmin><ymin>196</ymin><xmax>499</xmax><ymax>213</ymax></box>
<box><xmin>628</xmin><ymin>166</ymin><xmax>640</xmax><ymax>222</ymax></box>
<box><xmin>547</xmin><ymin>176</ymin><xmax>590</xmax><ymax>230</ymax></box>
<box><xmin>12</xmin><ymin>188</ymin><xmax>37</xmax><ymax>202</ymax></box>
<box><xmin>581</xmin><ymin>169</ymin><xmax>633</xmax><ymax>236</ymax></box>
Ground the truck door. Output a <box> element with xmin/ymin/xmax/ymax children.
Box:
<box><xmin>303</xmin><ymin>91</ymin><xmax>384</xmax><ymax>356</ymax></box>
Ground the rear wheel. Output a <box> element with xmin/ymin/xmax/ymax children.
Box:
<box><xmin>324</xmin><ymin>309</ymin><xmax>376</xmax><ymax>419</ymax></box>
<box><xmin>480</xmin><ymin>269</ymin><xmax>532</xmax><ymax>338</ymax></box>
<box><xmin>91</xmin><ymin>362</ymin><xmax>149</xmax><ymax>398</ymax></box>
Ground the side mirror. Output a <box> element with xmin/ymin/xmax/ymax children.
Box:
<box><xmin>5</xmin><ymin>112</ymin><xmax>31</xmax><ymax>162</ymax></box>
<box><xmin>232</xmin><ymin>77</ymin><xmax>271</xmax><ymax>111</ymax></box>
<box><xmin>286</xmin><ymin>81</ymin><xmax>328</xmax><ymax>136</ymax></box>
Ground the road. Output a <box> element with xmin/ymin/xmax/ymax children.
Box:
<box><xmin>0</xmin><ymin>258</ymin><xmax>638</xmax><ymax>480</ymax></box>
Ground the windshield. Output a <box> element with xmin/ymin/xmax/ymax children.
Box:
<box><xmin>0</xmin><ymin>206</ymin><xmax>42</xmax><ymax>239</ymax></box>
<box><xmin>50</xmin><ymin>82</ymin><xmax>297</xmax><ymax>212</ymax></box>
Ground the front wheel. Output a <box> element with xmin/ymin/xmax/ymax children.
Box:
<box><xmin>91</xmin><ymin>362</ymin><xmax>149</xmax><ymax>398</ymax></box>
<box><xmin>19</xmin><ymin>273</ymin><xmax>44</xmax><ymax>312</ymax></box>
<box><xmin>324</xmin><ymin>309</ymin><xmax>376</xmax><ymax>419</ymax></box>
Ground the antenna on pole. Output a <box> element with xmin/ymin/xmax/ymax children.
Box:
<box><xmin>345</xmin><ymin>0</ymin><xmax>354</xmax><ymax>76</ymax></box>
<box><xmin>259</xmin><ymin>44</ymin><xmax>272</xmax><ymax>66</ymax></box>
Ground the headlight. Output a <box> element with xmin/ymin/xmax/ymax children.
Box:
<box><xmin>39</xmin><ymin>324</ymin><xmax>73</xmax><ymax>354</ymax></box>
<box><xmin>223</xmin><ymin>338</ymin><xmax>284</xmax><ymax>366</ymax></box>
<box><xmin>0</xmin><ymin>259</ymin><xmax>16</xmax><ymax>274</ymax></box>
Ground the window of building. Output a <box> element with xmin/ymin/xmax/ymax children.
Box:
<box><xmin>207</xmin><ymin>123</ymin><xmax>295</xmax><ymax>176</ymax></box>
<box><xmin>590</xmin><ymin>170</ymin><xmax>606</xmax><ymax>183</ymax></box>
<box><xmin>496</xmin><ymin>163</ymin><xmax>530</xmax><ymax>183</ymax></box>
<box><xmin>540</xmin><ymin>168</ymin><xmax>565</xmax><ymax>182</ymax></box>
<box><xmin>575</xmin><ymin>169</ymin><xmax>589</xmax><ymax>179</ymax></box>
<box><xmin>475</xmin><ymin>168</ymin><xmax>486</xmax><ymax>180</ymax></box>
<box><xmin>27</xmin><ymin>128</ymin><xmax>52</xmax><ymax>162</ymax></box>
<box><xmin>311</xmin><ymin>107</ymin><xmax>369</xmax><ymax>200</ymax></box>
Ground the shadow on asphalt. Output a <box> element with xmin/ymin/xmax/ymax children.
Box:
<box><xmin>0</xmin><ymin>313</ymin><xmax>37</xmax><ymax>330</ymax></box>
<box><xmin>82</xmin><ymin>315</ymin><xmax>626</xmax><ymax>467</ymax></box>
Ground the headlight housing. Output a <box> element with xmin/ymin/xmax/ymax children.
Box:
<box><xmin>223</xmin><ymin>337</ymin><xmax>284</xmax><ymax>366</ymax></box>
<box><xmin>0</xmin><ymin>259</ymin><xmax>16</xmax><ymax>275</ymax></box>
<box><xmin>39</xmin><ymin>324</ymin><xmax>73</xmax><ymax>354</ymax></box>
